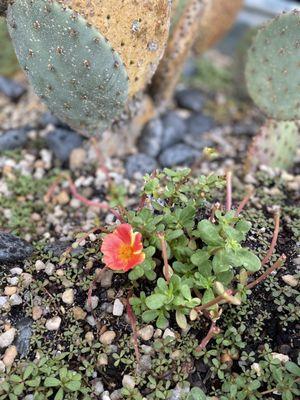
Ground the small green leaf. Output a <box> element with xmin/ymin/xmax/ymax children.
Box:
<box><xmin>286</xmin><ymin>361</ymin><xmax>300</xmax><ymax>377</ymax></box>
<box><xmin>187</xmin><ymin>387</ymin><xmax>207</xmax><ymax>400</ymax></box>
<box><xmin>145</xmin><ymin>294</ymin><xmax>167</xmax><ymax>310</ymax></box>
<box><xmin>236</xmin><ymin>220</ymin><xmax>252</xmax><ymax>233</ymax></box>
<box><xmin>54</xmin><ymin>388</ymin><xmax>64</xmax><ymax>400</ymax></box>
<box><xmin>175</xmin><ymin>310</ymin><xmax>187</xmax><ymax>329</ymax></box>
<box><xmin>156</xmin><ymin>313</ymin><xmax>169</xmax><ymax>330</ymax></box>
<box><xmin>13</xmin><ymin>384</ymin><xmax>24</xmax><ymax>396</ymax></box>
<box><xmin>23</xmin><ymin>365</ymin><xmax>34</xmax><ymax>380</ymax></box>
<box><xmin>197</xmin><ymin>220</ymin><xmax>222</xmax><ymax>245</ymax></box>
<box><xmin>64</xmin><ymin>380</ymin><xmax>81</xmax><ymax>392</ymax></box>
<box><xmin>191</xmin><ymin>250</ymin><xmax>210</xmax><ymax>267</ymax></box>
<box><xmin>238</xmin><ymin>250</ymin><xmax>261</xmax><ymax>272</ymax></box>
<box><xmin>44</xmin><ymin>377</ymin><xmax>61</xmax><ymax>388</ymax></box>
<box><xmin>128</xmin><ymin>266</ymin><xmax>144</xmax><ymax>280</ymax></box>
<box><xmin>142</xmin><ymin>310</ymin><xmax>159</xmax><ymax>322</ymax></box>
<box><xmin>166</xmin><ymin>229</ymin><xmax>184</xmax><ymax>241</ymax></box>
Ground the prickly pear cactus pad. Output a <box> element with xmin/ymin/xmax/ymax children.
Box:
<box><xmin>246</xmin><ymin>11</ymin><xmax>300</xmax><ymax>120</ymax></box>
<box><xmin>246</xmin><ymin>119</ymin><xmax>299</xmax><ymax>171</ymax></box>
<box><xmin>7</xmin><ymin>0</ymin><xmax>129</xmax><ymax>135</ymax></box>
<box><xmin>60</xmin><ymin>0</ymin><xmax>171</xmax><ymax>96</ymax></box>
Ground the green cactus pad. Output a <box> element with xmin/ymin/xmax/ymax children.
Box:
<box><xmin>246</xmin><ymin>11</ymin><xmax>300</xmax><ymax>120</ymax></box>
<box><xmin>246</xmin><ymin>120</ymin><xmax>299</xmax><ymax>171</ymax></box>
<box><xmin>7</xmin><ymin>0</ymin><xmax>129</xmax><ymax>135</ymax></box>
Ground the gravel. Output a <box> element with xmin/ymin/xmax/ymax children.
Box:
<box><xmin>125</xmin><ymin>153</ymin><xmax>158</xmax><ymax>178</ymax></box>
<box><xmin>175</xmin><ymin>88</ymin><xmax>205</xmax><ymax>112</ymax></box>
<box><xmin>46</xmin><ymin>128</ymin><xmax>84</xmax><ymax>163</ymax></box>
<box><xmin>161</xmin><ymin>111</ymin><xmax>187</xmax><ymax>150</ymax></box>
<box><xmin>137</xmin><ymin>118</ymin><xmax>164</xmax><ymax>157</ymax></box>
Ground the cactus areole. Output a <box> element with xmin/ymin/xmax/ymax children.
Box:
<box><xmin>6</xmin><ymin>0</ymin><xmax>171</xmax><ymax>136</ymax></box>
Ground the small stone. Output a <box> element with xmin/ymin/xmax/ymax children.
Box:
<box><xmin>0</xmin><ymin>77</ymin><xmax>26</xmax><ymax>101</ymax></box>
<box><xmin>175</xmin><ymin>88</ymin><xmax>205</xmax><ymax>112</ymax></box>
<box><xmin>3</xmin><ymin>345</ymin><xmax>17</xmax><ymax>367</ymax></box>
<box><xmin>87</xmin><ymin>315</ymin><xmax>97</xmax><ymax>327</ymax></box>
<box><xmin>56</xmin><ymin>191</ymin><xmax>70</xmax><ymax>205</ymax></box>
<box><xmin>32</xmin><ymin>306</ymin><xmax>43</xmax><ymax>321</ymax></box>
<box><xmin>0</xmin><ymin>360</ymin><xmax>5</xmax><ymax>372</ymax></box>
<box><xmin>97</xmin><ymin>353</ymin><xmax>108</xmax><ymax>366</ymax></box>
<box><xmin>159</xmin><ymin>144</ymin><xmax>200</xmax><ymax>167</ymax></box>
<box><xmin>101</xmin><ymin>391</ymin><xmax>111</xmax><ymax>400</ymax></box>
<box><xmin>100</xmin><ymin>331</ymin><xmax>116</xmax><ymax>345</ymax></box>
<box><xmin>163</xmin><ymin>328</ymin><xmax>176</xmax><ymax>340</ymax></box>
<box><xmin>10</xmin><ymin>267</ymin><xmax>23</xmax><ymax>275</ymax></box>
<box><xmin>69</xmin><ymin>148</ymin><xmax>87</xmax><ymax>170</ymax></box>
<box><xmin>15</xmin><ymin>318</ymin><xmax>32</xmax><ymax>358</ymax></box>
<box><xmin>35</xmin><ymin>260</ymin><xmax>45</xmax><ymax>271</ymax></box>
<box><xmin>9</xmin><ymin>294</ymin><xmax>22</xmax><ymax>306</ymax></box>
<box><xmin>137</xmin><ymin>118</ymin><xmax>163</xmax><ymax>157</ymax></box>
<box><xmin>271</xmin><ymin>353</ymin><xmax>289</xmax><ymax>363</ymax></box>
<box><xmin>186</xmin><ymin>114</ymin><xmax>216</xmax><ymax>136</ymax></box>
<box><xmin>161</xmin><ymin>111</ymin><xmax>186</xmax><ymax>150</ymax></box>
<box><xmin>0</xmin><ymin>232</ymin><xmax>34</xmax><ymax>263</ymax></box>
<box><xmin>40</xmin><ymin>112</ymin><xmax>67</xmax><ymax>128</ymax></box>
<box><xmin>170</xmin><ymin>350</ymin><xmax>182</xmax><ymax>360</ymax></box>
<box><xmin>45</xmin><ymin>316</ymin><xmax>61</xmax><ymax>331</ymax></box>
<box><xmin>251</xmin><ymin>362</ymin><xmax>262</xmax><ymax>376</ymax></box>
<box><xmin>20</xmin><ymin>273</ymin><xmax>33</xmax><ymax>288</ymax></box>
<box><xmin>282</xmin><ymin>274</ymin><xmax>298</xmax><ymax>287</ymax></box>
<box><xmin>62</xmin><ymin>289</ymin><xmax>74</xmax><ymax>305</ymax></box>
<box><xmin>72</xmin><ymin>306</ymin><xmax>87</xmax><ymax>321</ymax></box>
<box><xmin>85</xmin><ymin>296</ymin><xmax>99</xmax><ymax>311</ymax></box>
<box><xmin>0</xmin><ymin>328</ymin><xmax>16</xmax><ymax>348</ymax></box>
<box><xmin>44</xmin><ymin>262</ymin><xmax>55</xmax><ymax>276</ymax></box>
<box><xmin>85</xmin><ymin>332</ymin><xmax>94</xmax><ymax>344</ymax></box>
<box><xmin>4</xmin><ymin>286</ymin><xmax>17</xmax><ymax>296</ymax></box>
<box><xmin>125</xmin><ymin>153</ymin><xmax>158</xmax><ymax>179</ymax></box>
<box><xmin>110</xmin><ymin>390</ymin><xmax>123</xmax><ymax>400</ymax></box>
<box><xmin>7</xmin><ymin>277</ymin><xmax>19</xmax><ymax>285</ymax></box>
<box><xmin>100</xmin><ymin>269</ymin><xmax>114</xmax><ymax>288</ymax></box>
<box><xmin>138</xmin><ymin>325</ymin><xmax>154</xmax><ymax>341</ymax></box>
<box><xmin>92</xmin><ymin>379</ymin><xmax>104</xmax><ymax>395</ymax></box>
<box><xmin>46</xmin><ymin>128</ymin><xmax>83</xmax><ymax>163</ymax></box>
<box><xmin>0</xmin><ymin>296</ymin><xmax>8</xmax><ymax>308</ymax></box>
<box><xmin>154</xmin><ymin>329</ymin><xmax>162</xmax><ymax>338</ymax></box>
<box><xmin>112</xmin><ymin>299</ymin><xmax>124</xmax><ymax>316</ymax></box>
<box><xmin>0</xmin><ymin>128</ymin><xmax>30</xmax><ymax>151</ymax></box>
<box><xmin>122</xmin><ymin>375</ymin><xmax>135</xmax><ymax>389</ymax></box>
<box><xmin>139</xmin><ymin>355</ymin><xmax>152</xmax><ymax>372</ymax></box>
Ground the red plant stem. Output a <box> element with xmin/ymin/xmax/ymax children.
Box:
<box><xmin>158</xmin><ymin>232</ymin><xmax>171</xmax><ymax>283</ymax></box>
<box><xmin>261</xmin><ymin>212</ymin><xmax>280</xmax><ymax>265</ymax></box>
<box><xmin>245</xmin><ymin>254</ymin><xmax>286</xmax><ymax>291</ymax></box>
<box><xmin>226</xmin><ymin>171</ymin><xmax>232</xmax><ymax>212</ymax></box>
<box><xmin>195</xmin><ymin>321</ymin><xmax>221</xmax><ymax>352</ymax></box>
<box><xmin>44</xmin><ymin>173</ymin><xmax>67</xmax><ymax>203</ymax></box>
<box><xmin>196</xmin><ymin>290</ymin><xmax>233</xmax><ymax>313</ymax></box>
<box><xmin>235</xmin><ymin>190</ymin><xmax>254</xmax><ymax>216</ymax></box>
<box><xmin>126</xmin><ymin>297</ymin><xmax>140</xmax><ymax>365</ymax></box>
<box><xmin>67</xmin><ymin>177</ymin><xmax>125</xmax><ymax>222</ymax></box>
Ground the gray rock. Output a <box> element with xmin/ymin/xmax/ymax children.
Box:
<box><xmin>161</xmin><ymin>112</ymin><xmax>186</xmax><ymax>150</ymax></box>
<box><xmin>15</xmin><ymin>318</ymin><xmax>32</xmax><ymax>358</ymax></box>
<box><xmin>0</xmin><ymin>128</ymin><xmax>29</xmax><ymax>151</ymax></box>
<box><xmin>0</xmin><ymin>77</ymin><xmax>26</xmax><ymax>101</ymax></box>
<box><xmin>44</xmin><ymin>240</ymin><xmax>83</xmax><ymax>257</ymax></box>
<box><xmin>175</xmin><ymin>89</ymin><xmax>205</xmax><ymax>112</ymax></box>
<box><xmin>125</xmin><ymin>153</ymin><xmax>158</xmax><ymax>178</ymax></box>
<box><xmin>0</xmin><ymin>328</ymin><xmax>16</xmax><ymax>348</ymax></box>
<box><xmin>186</xmin><ymin>114</ymin><xmax>216</xmax><ymax>136</ymax></box>
<box><xmin>137</xmin><ymin>118</ymin><xmax>163</xmax><ymax>157</ymax></box>
<box><xmin>46</xmin><ymin>128</ymin><xmax>83</xmax><ymax>163</ymax></box>
<box><xmin>40</xmin><ymin>112</ymin><xmax>68</xmax><ymax>129</ymax></box>
<box><xmin>159</xmin><ymin>144</ymin><xmax>200</xmax><ymax>167</ymax></box>
<box><xmin>0</xmin><ymin>232</ymin><xmax>34</xmax><ymax>263</ymax></box>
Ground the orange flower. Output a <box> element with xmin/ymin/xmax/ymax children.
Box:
<box><xmin>101</xmin><ymin>224</ymin><xmax>145</xmax><ymax>272</ymax></box>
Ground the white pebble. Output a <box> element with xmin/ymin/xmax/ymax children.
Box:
<box><xmin>62</xmin><ymin>289</ymin><xmax>74</xmax><ymax>305</ymax></box>
<box><xmin>9</xmin><ymin>294</ymin><xmax>22</xmax><ymax>306</ymax></box>
<box><xmin>0</xmin><ymin>328</ymin><xmax>16</xmax><ymax>348</ymax></box>
<box><xmin>122</xmin><ymin>375</ymin><xmax>135</xmax><ymax>389</ymax></box>
<box><xmin>112</xmin><ymin>299</ymin><xmax>124</xmax><ymax>316</ymax></box>
<box><xmin>138</xmin><ymin>325</ymin><xmax>154</xmax><ymax>341</ymax></box>
<box><xmin>35</xmin><ymin>260</ymin><xmax>45</xmax><ymax>271</ymax></box>
<box><xmin>45</xmin><ymin>316</ymin><xmax>61</xmax><ymax>331</ymax></box>
<box><xmin>163</xmin><ymin>328</ymin><xmax>176</xmax><ymax>340</ymax></box>
<box><xmin>85</xmin><ymin>296</ymin><xmax>99</xmax><ymax>311</ymax></box>
<box><xmin>100</xmin><ymin>331</ymin><xmax>116</xmax><ymax>345</ymax></box>
<box><xmin>9</xmin><ymin>267</ymin><xmax>23</xmax><ymax>275</ymax></box>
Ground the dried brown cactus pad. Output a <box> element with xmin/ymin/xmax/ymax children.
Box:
<box><xmin>60</xmin><ymin>0</ymin><xmax>171</xmax><ymax>96</ymax></box>
<box><xmin>193</xmin><ymin>0</ymin><xmax>243</xmax><ymax>55</ymax></box>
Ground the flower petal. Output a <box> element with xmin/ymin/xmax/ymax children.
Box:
<box><xmin>114</xmin><ymin>224</ymin><xmax>133</xmax><ymax>245</ymax></box>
